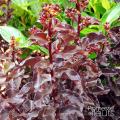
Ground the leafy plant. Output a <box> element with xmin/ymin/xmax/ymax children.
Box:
<box><xmin>101</xmin><ymin>3</ymin><xmax>120</xmax><ymax>25</ymax></box>
<box><xmin>86</xmin><ymin>0</ymin><xmax>116</xmax><ymax>19</ymax></box>
<box><xmin>0</xmin><ymin>0</ymin><xmax>120</xmax><ymax>120</ymax></box>
<box><xmin>7</xmin><ymin>0</ymin><xmax>50</xmax><ymax>34</ymax></box>
<box><xmin>81</xmin><ymin>2</ymin><xmax>120</xmax><ymax>36</ymax></box>
<box><xmin>0</xmin><ymin>26</ymin><xmax>30</xmax><ymax>47</ymax></box>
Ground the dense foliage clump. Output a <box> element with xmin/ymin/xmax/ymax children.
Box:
<box><xmin>0</xmin><ymin>0</ymin><xmax>120</xmax><ymax>120</ymax></box>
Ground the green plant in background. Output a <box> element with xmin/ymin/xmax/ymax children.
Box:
<box><xmin>0</xmin><ymin>26</ymin><xmax>30</xmax><ymax>48</ymax></box>
<box><xmin>2</xmin><ymin>0</ymin><xmax>119</xmax><ymax>37</ymax></box>
<box><xmin>51</xmin><ymin>0</ymin><xmax>75</xmax><ymax>9</ymax></box>
<box><xmin>80</xmin><ymin>1</ymin><xmax>120</xmax><ymax>36</ymax></box>
<box><xmin>49</xmin><ymin>0</ymin><xmax>120</xmax><ymax>37</ymax></box>
<box><xmin>86</xmin><ymin>0</ymin><xmax>116</xmax><ymax>19</ymax></box>
<box><xmin>101</xmin><ymin>3</ymin><xmax>120</xmax><ymax>26</ymax></box>
<box><xmin>8</xmin><ymin>0</ymin><xmax>49</xmax><ymax>35</ymax></box>
<box><xmin>0</xmin><ymin>0</ymin><xmax>52</xmax><ymax>58</ymax></box>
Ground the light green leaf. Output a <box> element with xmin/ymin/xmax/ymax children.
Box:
<box><xmin>11</xmin><ymin>0</ymin><xmax>49</xmax><ymax>17</ymax></box>
<box><xmin>11</xmin><ymin>0</ymin><xmax>31</xmax><ymax>16</ymax></box>
<box><xmin>101</xmin><ymin>4</ymin><xmax>120</xmax><ymax>25</ymax></box>
<box><xmin>0</xmin><ymin>10</ymin><xmax>4</xmax><ymax>16</ymax></box>
<box><xmin>88</xmin><ymin>52</ymin><xmax>97</xmax><ymax>59</ymax></box>
<box><xmin>80</xmin><ymin>27</ymin><xmax>98</xmax><ymax>37</ymax></box>
<box><xmin>111</xmin><ymin>20</ymin><xmax>120</xmax><ymax>28</ymax></box>
<box><xmin>102</xmin><ymin>0</ymin><xmax>110</xmax><ymax>10</ymax></box>
<box><xmin>28</xmin><ymin>45</ymin><xmax>49</xmax><ymax>55</ymax></box>
<box><xmin>0</xmin><ymin>26</ymin><xmax>30</xmax><ymax>48</ymax></box>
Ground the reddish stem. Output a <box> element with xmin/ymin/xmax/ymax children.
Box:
<box><xmin>77</xmin><ymin>14</ymin><xmax>81</xmax><ymax>36</ymax></box>
<box><xmin>48</xmin><ymin>18</ymin><xmax>54</xmax><ymax>77</ymax></box>
<box><xmin>49</xmin><ymin>42</ymin><xmax>52</xmax><ymax>64</ymax></box>
<box><xmin>48</xmin><ymin>18</ymin><xmax>52</xmax><ymax>63</ymax></box>
<box><xmin>76</xmin><ymin>0</ymin><xmax>81</xmax><ymax>36</ymax></box>
<box><xmin>11</xmin><ymin>36</ymin><xmax>15</xmax><ymax>62</ymax></box>
<box><xmin>76</xmin><ymin>0</ymin><xmax>85</xmax><ymax>89</ymax></box>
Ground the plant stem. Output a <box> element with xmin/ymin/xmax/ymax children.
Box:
<box><xmin>76</xmin><ymin>0</ymin><xmax>81</xmax><ymax>36</ymax></box>
<box><xmin>11</xmin><ymin>36</ymin><xmax>15</xmax><ymax>62</ymax></box>
<box><xmin>77</xmin><ymin>14</ymin><xmax>81</xmax><ymax>36</ymax></box>
<box><xmin>48</xmin><ymin>18</ymin><xmax>52</xmax><ymax>63</ymax></box>
<box><xmin>48</xmin><ymin>18</ymin><xmax>54</xmax><ymax>77</ymax></box>
<box><xmin>76</xmin><ymin>0</ymin><xmax>85</xmax><ymax>90</ymax></box>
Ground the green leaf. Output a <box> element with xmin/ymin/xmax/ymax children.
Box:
<box><xmin>11</xmin><ymin>0</ymin><xmax>49</xmax><ymax>17</ymax></box>
<box><xmin>28</xmin><ymin>45</ymin><xmax>49</xmax><ymax>55</ymax></box>
<box><xmin>95</xmin><ymin>3</ymin><xmax>106</xmax><ymax>17</ymax></box>
<box><xmin>101</xmin><ymin>3</ymin><xmax>120</xmax><ymax>25</ymax></box>
<box><xmin>39</xmin><ymin>47</ymin><xmax>49</xmax><ymax>55</ymax></box>
<box><xmin>102</xmin><ymin>0</ymin><xmax>110</xmax><ymax>10</ymax></box>
<box><xmin>111</xmin><ymin>20</ymin><xmax>120</xmax><ymax>28</ymax></box>
<box><xmin>20</xmin><ymin>49</ymin><xmax>32</xmax><ymax>59</ymax></box>
<box><xmin>88</xmin><ymin>52</ymin><xmax>97</xmax><ymax>59</ymax></box>
<box><xmin>80</xmin><ymin>27</ymin><xmax>98</xmax><ymax>37</ymax></box>
<box><xmin>30</xmin><ymin>0</ymin><xmax>41</xmax><ymax>16</ymax></box>
<box><xmin>0</xmin><ymin>10</ymin><xmax>4</xmax><ymax>16</ymax></box>
<box><xmin>0</xmin><ymin>26</ymin><xmax>30</xmax><ymax>48</ymax></box>
<box><xmin>11</xmin><ymin>0</ymin><xmax>31</xmax><ymax>16</ymax></box>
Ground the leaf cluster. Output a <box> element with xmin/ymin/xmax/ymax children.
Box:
<box><xmin>0</xmin><ymin>0</ymin><xmax>120</xmax><ymax>120</ymax></box>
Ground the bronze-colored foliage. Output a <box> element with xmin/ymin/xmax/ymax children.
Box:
<box><xmin>0</xmin><ymin>1</ymin><xmax>120</xmax><ymax>120</ymax></box>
